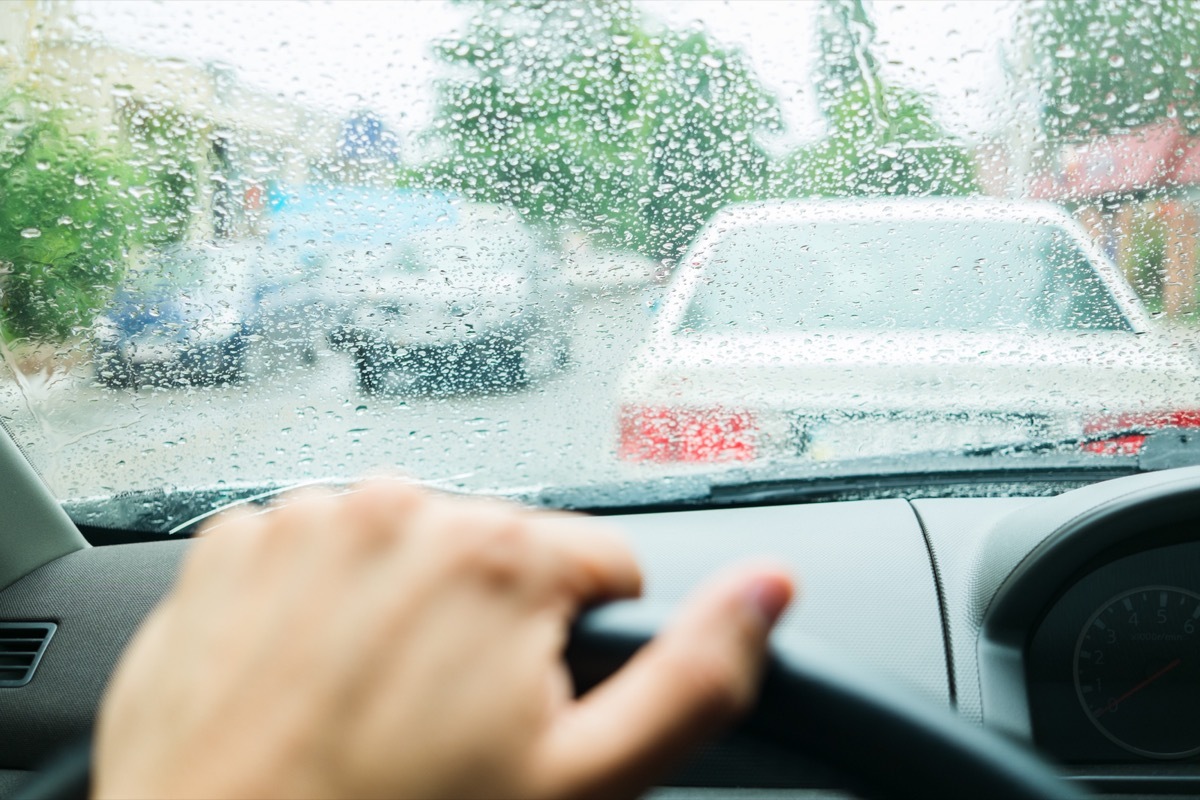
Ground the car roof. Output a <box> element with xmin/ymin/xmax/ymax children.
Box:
<box><xmin>704</xmin><ymin>197</ymin><xmax>1081</xmax><ymax>227</ymax></box>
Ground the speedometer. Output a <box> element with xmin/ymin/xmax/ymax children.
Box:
<box><xmin>1074</xmin><ymin>586</ymin><xmax>1200</xmax><ymax>759</ymax></box>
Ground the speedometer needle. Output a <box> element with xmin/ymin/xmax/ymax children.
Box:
<box><xmin>1097</xmin><ymin>657</ymin><xmax>1182</xmax><ymax>718</ymax></box>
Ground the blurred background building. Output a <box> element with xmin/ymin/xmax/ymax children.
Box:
<box><xmin>0</xmin><ymin>0</ymin><xmax>340</xmax><ymax>242</ymax></box>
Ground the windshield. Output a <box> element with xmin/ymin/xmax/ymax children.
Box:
<box><xmin>1</xmin><ymin>0</ymin><xmax>1198</xmax><ymax>529</ymax></box>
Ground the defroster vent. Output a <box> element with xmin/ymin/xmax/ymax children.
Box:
<box><xmin>0</xmin><ymin>622</ymin><xmax>56</xmax><ymax>687</ymax></box>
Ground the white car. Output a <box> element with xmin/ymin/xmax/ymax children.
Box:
<box><xmin>617</xmin><ymin>199</ymin><xmax>1200</xmax><ymax>467</ymax></box>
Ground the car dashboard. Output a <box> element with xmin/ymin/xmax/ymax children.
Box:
<box><xmin>5</xmin><ymin>465</ymin><xmax>1200</xmax><ymax>798</ymax></box>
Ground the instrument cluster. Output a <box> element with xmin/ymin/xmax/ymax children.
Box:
<box><xmin>1027</xmin><ymin>538</ymin><xmax>1200</xmax><ymax>762</ymax></box>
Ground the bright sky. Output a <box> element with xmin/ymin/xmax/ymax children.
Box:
<box><xmin>74</xmin><ymin>0</ymin><xmax>1021</xmax><ymax>153</ymax></box>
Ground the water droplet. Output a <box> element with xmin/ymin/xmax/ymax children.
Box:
<box><xmin>20</xmin><ymin>228</ymin><xmax>41</xmax><ymax>239</ymax></box>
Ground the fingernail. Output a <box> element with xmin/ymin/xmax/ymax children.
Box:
<box><xmin>743</xmin><ymin>576</ymin><xmax>792</xmax><ymax>628</ymax></box>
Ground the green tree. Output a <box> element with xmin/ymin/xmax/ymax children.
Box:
<box><xmin>0</xmin><ymin>92</ymin><xmax>203</xmax><ymax>343</ymax></box>
<box><xmin>422</xmin><ymin>0</ymin><xmax>782</xmax><ymax>261</ymax></box>
<box><xmin>120</xmin><ymin>104</ymin><xmax>201</xmax><ymax>246</ymax></box>
<box><xmin>0</xmin><ymin>92</ymin><xmax>133</xmax><ymax>342</ymax></box>
<box><xmin>773</xmin><ymin>0</ymin><xmax>978</xmax><ymax>197</ymax></box>
<box><xmin>1029</xmin><ymin>0</ymin><xmax>1200</xmax><ymax>141</ymax></box>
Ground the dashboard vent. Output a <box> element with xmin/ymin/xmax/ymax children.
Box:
<box><xmin>0</xmin><ymin>622</ymin><xmax>56</xmax><ymax>688</ymax></box>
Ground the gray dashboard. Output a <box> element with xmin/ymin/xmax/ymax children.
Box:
<box><xmin>624</xmin><ymin>499</ymin><xmax>950</xmax><ymax>707</ymax></box>
<box><xmin>6</xmin><ymin>466</ymin><xmax>1200</xmax><ymax>795</ymax></box>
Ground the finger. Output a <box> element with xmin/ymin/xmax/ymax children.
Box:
<box><xmin>264</xmin><ymin>484</ymin><xmax>339</xmax><ymax>514</ymax></box>
<box><xmin>525</xmin><ymin>515</ymin><xmax>643</xmax><ymax>603</ymax></box>
<box><xmin>254</xmin><ymin>487</ymin><xmax>348</xmax><ymax>556</ymax></box>
<box><xmin>387</xmin><ymin>493</ymin><xmax>641</xmax><ymax>606</ymax></box>
<box><xmin>193</xmin><ymin>504</ymin><xmax>268</xmax><ymax>538</ymax></box>
<box><xmin>198</xmin><ymin>484</ymin><xmax>343</xmax><ymax>537</ymax></box>
<box><xmin>338</xmin><ymin>477</ymin><xmax>428</xmax><ymax>548</ymax></box>
<box><xmin>179</xmin><ymin>507</ymin><xmax>270</xmax><ymax>598</ymax></box>
<box><xmin>190</xmin><ymin>488</ymin><xmax>352</xmax><ymax>603</ymax></box>
<box><xmin>534</xmin><ymin>563</ymin><xmax>795</xmax><ymax>800</ymax></box>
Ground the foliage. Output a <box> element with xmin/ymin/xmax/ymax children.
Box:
<box><xmin>772</xmin><ymin>85</ymin><xmax>979</xmax><ymax>197</ymax></box>
<box><xmin>120</xmin><ymin>103</ymin><xmax>201</xmax><ymax>247</ymax></box>
<box><xmin>1029</xmin><ymin>0</ymin><xmax>1200</xmax><ymax>140</ymax></box>
<box><xmin>772</xmin><ymin>0</ymin><xmax>978</xmax><ymax>198</ymax></box>
<box><xmin>1128</xmin><ymin>209</ymin><xmax>1167</xmax><ymax>301</ymax></box>
<box><xmin>0</xmin><ymin>93</ymin><xmax>202</xmax><ymax>343</ymax></box>
<box><xmin>0</xmin><ymin>93</ymin><xmax>132</xmax><ymax>342</ymax></box>
<box><xmin>420</xmin><ymin>0</ymin><xmax>782</xmax><ymax>261</ymax></box>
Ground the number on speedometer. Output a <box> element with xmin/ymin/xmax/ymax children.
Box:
<box><xmin>1074</xmin><ymin>585</ymin><xmax>1200</xmax><ymax>759</ymax></box>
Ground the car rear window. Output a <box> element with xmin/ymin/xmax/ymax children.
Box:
<box><xmin>679</xmin><ymin>220</ymin><xmax>1131</xmax><ymax>333</ymax></box>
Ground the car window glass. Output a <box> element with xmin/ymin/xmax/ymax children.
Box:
<box><xmin>680</xmin><ymin>221</ymin><xmax>1130</xmax><ymax>333</ymax></box>
<box><xmin>0</xmin><ymin>0</ymin><xmax>1195</xmax><ymax>528</ymax></box>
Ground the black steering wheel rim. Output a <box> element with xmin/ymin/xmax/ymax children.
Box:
<box><xmin>567</xmin><ymin>601</ymin><xmax>1088</xmax><ymax>800</ymax></box>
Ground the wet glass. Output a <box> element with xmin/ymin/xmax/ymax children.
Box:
<box><xmin>681</xmin><ymin>220</ymin><xmax>1130</xmax><ymax>333</ymax></box>
<box><xmin>0</xmin><ymin>0</ymin><xmax>1196</xmax><ymax>528</ymax></box>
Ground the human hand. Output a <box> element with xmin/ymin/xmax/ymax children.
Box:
<box><xmin>94</xmin><ymin>480</ymin><xmax>794</xmax><ymax>799</ymax></box>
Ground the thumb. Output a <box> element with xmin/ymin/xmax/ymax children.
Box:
<box><xmin>535</xmin><ymin>563</ymin><xmax>795</xmax><ymax>800</ymax></box>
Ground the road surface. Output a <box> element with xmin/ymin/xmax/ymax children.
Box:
<box><xmin>1</xmin><ymin>290</ymin><xmax>656</xmax><ymax>505</ymax></box>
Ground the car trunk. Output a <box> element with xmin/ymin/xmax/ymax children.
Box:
<box><xmin>619</xmin><ymin>330</ymin><xmax>1200</xmax><ymax>463</ymax></box>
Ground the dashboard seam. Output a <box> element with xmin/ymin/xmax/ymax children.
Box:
<box><xmin>909</xmin><ymin>499</ymin><xmax>958</xmax><ymax>707</ymax></box>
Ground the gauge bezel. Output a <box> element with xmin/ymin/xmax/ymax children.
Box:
<box><xmin>1072</xmin><ymin>584</ymin><xmax>1200</xmax><ymax>760</ymax></box>
<box><xmin>980</xmin><ymin>469</ymin><xmax>1200</xmax><ymax>745</ymax></box>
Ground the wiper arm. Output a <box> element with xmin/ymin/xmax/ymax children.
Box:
<box><xmin>93</xmin><ymin>430</ymin><xmax>1198</xmax><ymax>529</ymax></box>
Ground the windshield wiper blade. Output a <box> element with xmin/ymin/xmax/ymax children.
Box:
<box><xmin>959</xmin><ymin>427</ymin><xmax>1153</xmax><ymax>457</ymax></box>
<box><xmin>697</xmin><ymin>428</ymin><xmax>1200</xmax><ymax>509</ymax></box>
<box><xmin>962</xmin><ymin>426</ymin><xmax>1200</xmax><ymax>472</ymax></box>
<box><xmin>66</xmin><ymin>430</ymin><xmax>1200</xmax><ymax>531</ymax></box>
<box><xmin>67</xmin><ymin>473</ymin><xmax>500</xmax><ymax>536</ymax></box>
<box><xmin>701</xmin><ymin>454</ymin><xmax>1137</xmax><ymax>508</ymax></box>
<box><xmin>543</xmin><ymin>450</ymin><xmax>1140</xmax><ymax>514</ymax></box>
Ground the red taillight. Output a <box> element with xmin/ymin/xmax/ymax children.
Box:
<box><xmin>619</xmin><ymin>405</ymin><xmax>756</xmax><ymax>463</ymax></box>
<box><xmin>1082</xmin><ymin>411</ymin><xmax>1200</xmax><ymax>455</ymax></box>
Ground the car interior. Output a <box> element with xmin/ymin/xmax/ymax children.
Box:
<box><xmin>5</xmin><ymin>420</ymin><xmax>1200</xmax><ymax>798</ymax></box>
<box><xmin>3</xmin><ymin>1</ymin><xmax>1200</xmax><ymax>798</ymax></box>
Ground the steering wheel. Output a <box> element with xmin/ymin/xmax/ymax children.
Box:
<box><xmin>568</xmin><ymin>602</ymin><xmax>1087</xmax><ymax>800</ymax></box>
<box><xmin>18</xmin><ymin>602</ymin><xmax>1085</xmax><ymax>800</ymax></box>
